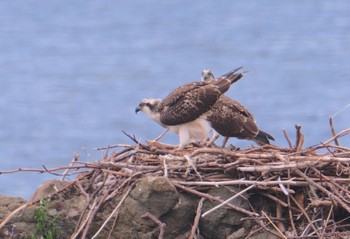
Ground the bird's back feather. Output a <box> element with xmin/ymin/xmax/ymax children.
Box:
<box><xmin>160</xmin><ymin>68</ymin><xmax>244</xmax><ymax>126</ymax></box>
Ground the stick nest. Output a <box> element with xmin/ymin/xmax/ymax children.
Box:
<box><xmin>87</xmin><ymin>125</ymin><xmax>350</xmax><ymax>238</ymax></box>
<box><xmin>1</xmin><ymin>125</ymin><xmax>350</xmax><ymax>238</ymax></box>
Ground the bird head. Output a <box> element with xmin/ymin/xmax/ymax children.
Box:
<box><xmin>201</xmin><ymin>69</ymin><xmax>215</xmax><ymax>82</ymax></box>
<box><xmin>135</xmin><ymin>98</ymin><xmax>163</xmax><ymax>125</ymax></box>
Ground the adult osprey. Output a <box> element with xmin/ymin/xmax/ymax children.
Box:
<box><xmin>202</xmin><ymin>69</ymin><xmax>275</xmax><ymax>147</ymax></box>
<box><xmin>135</xmin><ymin>67</ymin><xmax>244</xmax><ymax>148</ymax></box>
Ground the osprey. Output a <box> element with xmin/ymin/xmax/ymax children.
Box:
<box><xmin>202</xmin><ymin>69</ymin><xmax>275</xmax><ymax>147</ymax></box>
<box><xmin>135</xmin><ymin>67</ymin><xmax>244</xmax><ymax>148</ymax></box>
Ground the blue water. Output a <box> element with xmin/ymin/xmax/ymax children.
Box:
<box><xmin>0</xmin><ymin>0</ymin><xmax>349</xmax><ymax>200</ymax></box>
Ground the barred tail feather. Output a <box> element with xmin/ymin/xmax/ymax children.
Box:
<box><xmin>254</xmin><ymin>130</ymin><xmax>275</xmax><ymax>145</ymax></box>
<box><xmin>215</xmin><ymin>67</ymin><xmax>244</xmax><ymax>93</ymax></box>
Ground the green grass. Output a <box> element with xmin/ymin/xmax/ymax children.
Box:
<box><xmin>29</xmin><ymin>199</ymin><xmax>60</xmax><ymax>239</ymax></box>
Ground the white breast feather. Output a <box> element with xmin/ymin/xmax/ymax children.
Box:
<box><xmin>168</xmin><ymin>118</ymin><xmax>211</xmax><ymax>148</ymax></box>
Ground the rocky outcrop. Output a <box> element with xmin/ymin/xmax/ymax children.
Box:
<box><xmin>0</xmin><ymin>196</ymin><xmax>36</xmax><ymax>239</ymax></box>
<box><xmin>200</xmin><ymin>187</ymin><xmax>251</xmax><ymax>238</ymax></box>
<box><xmin>0</xmin><ymin>177</ymin><xmax>256</xmax><ymax>239</ymax></box>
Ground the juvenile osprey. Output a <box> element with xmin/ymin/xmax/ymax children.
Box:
<box><xmin>202</xmin><ymin>69</ymin><xmax>275</xmax><ymax>147</ymax></box>
<box><xmin>135</xmin><ymin>67</ymin><xmax>244</xmax><ymax>148</ymax></box>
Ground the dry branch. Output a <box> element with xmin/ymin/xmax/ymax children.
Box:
<box><xmin>329</xmin><ymin>117</ymin><xmax>340</xmax><ymax>146</ymax></box>
<box><xmin>201</xmin><ymin>184</ymin><xmax>256</xmax><ymax>218</ymax></box>
<box><xmin>189</xmin><ymin>197</ymin><xmax>204</xmax><ymax>239</ymax></box>
<box><xmin>142</xmin><ymin>212</ymin><xmax>166</xmax><ymax>239</ymax></box>
<box><xmin>172</xmin><ymin>182</ymin><xmax>258</xmax><ymax>217</ymax></box>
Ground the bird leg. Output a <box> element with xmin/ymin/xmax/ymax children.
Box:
<box><xmin>153</xmin><ymin>128</ymin><xmax>170</xmax><ymax>141</ymax></box>
<box><xmin>178</xmin><ymin>127</ymin><xmax>192</xmax><ymax>149</ymax></box>
<box><xmin>221</xmin><ymin>137</ymin><xmax>229</xmax><ymax>148</ymax></box>
<box><xmin>206</xmin><ymin>131</ymin><xmax>220</xmax><ymax>147</ymax></box>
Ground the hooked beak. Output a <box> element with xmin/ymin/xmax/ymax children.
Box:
<box><xmin>135</xmin><ymin>106</ymin><xmax>141</xmax><ymax>114</ymax></box>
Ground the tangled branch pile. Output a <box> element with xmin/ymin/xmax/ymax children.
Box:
<box><xmin>96</xmin><ymin>126</ymin><xmax>350</xmax><ymax>238</ymax></box>
<box><xmin>1</xmin><ymin>126</ymin><xmax>350</xmax><ymax>238</ymax></box>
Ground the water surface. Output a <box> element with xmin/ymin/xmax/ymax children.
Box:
<box><xmin>0</xmin><ymin>0</ymin><xmax>349</xmax><ymax>199</ymax></box>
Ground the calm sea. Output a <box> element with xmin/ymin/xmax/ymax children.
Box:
<box><xmin>0</xmin><ymin>0</ymin><xmax>349</xmax><ymax>199</ymax></box>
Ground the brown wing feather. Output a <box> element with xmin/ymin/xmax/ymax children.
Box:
<box><xmin>161</xmin><ymin>81</ymin><xmax>205</xmax><ymax>107</ymax></box>
<box><xmin>207</xmin><ymin>96</ymin><xmax>259</xmax><ymax>139</ymax></box>
<box><xmin>220</xmin><ymin>95</ymin><xmax>255</xmax><ymax>120</ymax></box>
<box><xmin>160</xmin><ymin>83</ymin><xmax>222</xmax><ymax>125</ymax></box>
<box><xmin>159</xmin><ymin>67</ymin><xmax>244</xmax><ymax>126</ymax></box>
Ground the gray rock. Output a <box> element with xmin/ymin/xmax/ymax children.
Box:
<box><xmin>112</xmin><ymin>177</ymin><xmax>181</xmax><ymax>238</ymax></box>
<box><xmin>0</xmin><ymin>196</ymin><xmax>36</xmax><ymax>239</ymax></box>
<box><xmin>160</xmin><ymin>193</ymin><xmax>198</xmax><ymax>239</ymax></box>
<box><xmin>31</xmin><ymin>180</ymin><xmax>68</xmax><ymax>201</ymax></box>
<box><xmin>200</xmin><ymin>186</ymin><xmax>252</xmax><ymax>239</ymax></box>
<box><xmin>129</xmin><ymin>176</ymin><xmax>179</xmax><ymax>217</ymax></box>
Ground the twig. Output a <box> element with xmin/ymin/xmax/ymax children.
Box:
<box><xmin>173</xmin><ymin>179</ymin><xmax>307</xmax><ymax>187</ymax></box>
<box><xmin>184</xmin><ymin>155</ymin><xmax>202</xmax><ymax>180</ymax></box>
<box><xmin>258</xmin><ymin>192</ymin><xmax>288</xmax><ymax>208</ymax></box>
<box><xmin>99</xmin><ymin>161</ymin><xmax>159</xmax><ymax>171</ymax></box>
<box><xmin>202</xmin><ymin>184</ymin><xmax>256</xmax><ymax>218</ymax></box>
<box><xmin>70</xmin><ymin>199</ymin><xmax>98</xmax><ymax>239</ymax></box>
<box><xmin>102</xmin><ymin>145</ymin><xmax>110</xmax><ymax>160</ymax></box>
<box><xmin>294</xmin><ymin>169</ymin><xmax>350</xmax><ymax>213</ymax></box>
<box><xmin>283</xmin><ymin>129</ymin><xmax>293</xmax><ymax>148</ymax></box>
<box><xmin>122</xmin><ymin>130</ymin><xmax>150</xmax><ymax>150</ymax></box>
<box><xmin>0</xmin><ymin>163</ymin><xmax>99</xmax><ymax>175</ymax></box>
<box><xmin>162</xmin><ymin>156</ymin><xmax>168</xmax><ymax>178</ymax></box>
<box><xmin>80</xmin><ymin>144</ymin><xmax>92</xmax><ymax>159</ymax></box>
<box><xmin>154</xmin><ymin>128</ymin><xmax>170</xmax><ymax>141</ymax></box>
<box><xmin>188</xmin><ymin>198</ymin><xmax>204</xmax><ymax>239</ymax></box>
<box><xmin>62</xmin><ymin>152</ymin><xmax>80</xmax><ymax>181</ymax></box>
<box><xmin>105</xmin><ymin>172</ymin><xmax>144</xmax><ymax>202</ymax></box>
<box><xmin>290</xmin><ymin>194</ymin><xmax>322</xmax><ymax>238</ymax></box>
<box><xmin>107</xmin><ymin>209</ymin><xmax>119</xmax><ymax>239</ymax></box>
<box><xmin>190</xmin><ymin>148</ymin><xmax>228</xmax><ymax>158</ymax></box>
<box><xmin>72</xmin><ymin>173</ymin><xmax>108</xmax><ymax>238</ymax></box>
<box><xmin>322</xmin><ymin>205</ymin><xmax>334</xmax><ymax>236</ymax></box>
<box><xmin>142</xmin><ymin>212</ymin><xmax>166</xmax><ymax>239</ymax></box>
<box><xmin>96</xmin><ymin>144</ymin><xmax>133</xmax><ymax>150</ymax></box>
<box><xmin>310</xmin><ymin>166</ymin><xmax>350</xmax><ymax>202</ymax></box>
<box><xmin>329</xmin><ymin>117</ymin><xmax>340</xmax><ymax>146</ymax></box>
<box><xmin>113</xmin><ymin>151</ymin><xmax>137</xmax><ymax>162</ymax></box>
<box><xmin>287</xmin><ymin>192</ymin><xmax>297</xmax><ymax>236</ymax></box>
<box><xmin>76</xmin><ymin>179</ymin><xmax>90</xmax><ymax>202</ymax></box>
<box><xmin>323</xmin><ymin>128</ymin><xmax>350</xmax><ymax>146</ymax></box>
<box><xmin>237</xmin><ymin>161</ymin><xmax>317</xmax><ymax>173</ymax></box>
<box><xmin>295</xmin><ymin>125</ymin><xmax>304</xmax><ymax>152</ymax></box>
<box><xmin>172</xmin><ymin>182</ymin><xmax>258</xmax><ymax>217</ymax></box>
<box><xmin>287</xmin><ymin>159</ymin><xmax>298</xmax><ymax>236</ymax></box>
<box><xmin>81</xmin><ymin>194</ymin><xmax>107</xmax><ymax>239</ymax></box>
<box><xmin>252</xmin><ymin>217</ymin><xmax>283</xmax><ymax>238</ymax></box>
<box><xmin>261</xmin><ymin>211</ymin><xmax>287</xmax><ymax>239</ymax></box>
<box><xmin>80</xmin><ymin>175</ymin><xmax>110</xmax><ymax>239</ymax></box>
<box><xmin>276</xmin><ymin>203</ymin><xmax>286</xmax><ymax>233</ymax></box>
<box><xmin>91</xmin><ymin>186</ymin><xmax>133</xmax><ymax>239</ymax></box>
